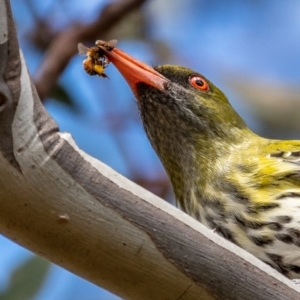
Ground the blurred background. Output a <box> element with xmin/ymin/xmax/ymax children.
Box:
<box><xmin>1</xmin><ymin>0</ymin><xmax>300</xmax><ymax>299</ymax></box>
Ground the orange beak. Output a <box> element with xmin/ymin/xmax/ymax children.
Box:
<box><xmin>100</xmin><ymin>47</ymin><xmax>169</xmax><ymax>97</ymax></box>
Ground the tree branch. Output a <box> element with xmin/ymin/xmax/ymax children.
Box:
<box><xmin>33</xmin><ymin>0</ymin><xmax>147</xmax><ymax>100</ymax></box>
<box><xmin>1</xmin><ymin>1</ymin><xmax>300</xmax><ymax>299</ymax></box>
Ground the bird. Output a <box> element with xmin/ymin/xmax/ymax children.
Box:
<box><xmin>96</xmin><ymin>43</ymin><xmax>300</xmax><ymax>279</ymax></box>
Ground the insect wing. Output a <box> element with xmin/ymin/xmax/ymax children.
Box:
<box><xmin>107</xmin><ymin>39</ymin><xmax>118</xmax><ymax>48</ymax></box>
<box><xmin>78</xmin><ymin>43</ymin><xmax>89</xmax><ymax>56</ymax></box>
<box><xmin>95</xmin><ymin>39</ymin><xmax>118</xmax><ymax>51</ymax></box>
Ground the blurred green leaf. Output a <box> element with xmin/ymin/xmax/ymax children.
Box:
<box><xmin>50</xmin><ymin>84</ymin><xmax>76</xmax><ymax>108</ymax></box>
<box><xmin>0</xmin><ymin>255</ymin><xmax>51</xmax><ymax>300</ymax></box>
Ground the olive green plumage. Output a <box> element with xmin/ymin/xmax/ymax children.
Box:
<box><xmin>135</xmin><ymin>65</ymin><xmax>300</xmax><ymax>278</ymax></box>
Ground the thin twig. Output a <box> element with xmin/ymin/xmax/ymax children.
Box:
<box><xmin>33</xmin><ymin>0</ymin><xmax>148</xmax><ymax>100</ymax></box>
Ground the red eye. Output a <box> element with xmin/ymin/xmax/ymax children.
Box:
<box><xmin>189</xmin><ymin>75</ymin><xmax>209</xmax><ymax>91</ymax></box>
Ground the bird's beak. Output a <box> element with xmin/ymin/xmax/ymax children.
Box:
<box><xmin>100</xmin><ymin>46</ymin><xmax>169</xmax><ymax>97</ymax></box>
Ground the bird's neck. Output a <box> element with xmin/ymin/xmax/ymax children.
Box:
<box><xmin>156</xmin><ymin>128</ymin><xmax>252</xmax><ymax>220</ymax></box>
<box><xmin>166</xmin><ymin>139</ymin><xmax>220</xmax><ymax>212</ymax></box>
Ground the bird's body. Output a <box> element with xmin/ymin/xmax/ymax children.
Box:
<box><xmin>96</xmin><ymin>44</ymin><xmax>300</xmax><ymax>278</ymax></box>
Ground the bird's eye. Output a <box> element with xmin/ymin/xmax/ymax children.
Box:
<box><xmin>189</xmin><ymin>75</ymin><xmax>209</xmax><ymax>92</ymax></box>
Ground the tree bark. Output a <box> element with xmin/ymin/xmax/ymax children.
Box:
<box><xmin>0</xmin><ymin>1</ymin><xmax>300</xmax><ymax>299</ymax></box>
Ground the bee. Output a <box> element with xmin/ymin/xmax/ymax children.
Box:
<box><xmin>77</xmin><ymin>43</ymin><xmax>109</xmax><ymax>78</ymax></box>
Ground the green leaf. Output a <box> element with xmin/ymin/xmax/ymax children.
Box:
<box><xmin>0</xmin><ymin>255</ymin><xmax>51</xmax><ymax>300</ymax></box>
<box><xmin>50</xmin><ymin>84</ymin><xmax>75</xmax><ymax>108</ymax></box>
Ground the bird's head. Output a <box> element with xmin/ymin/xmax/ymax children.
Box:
<box><xmin>101</xmin><ymin>46</ymin><xmax>250</xmax><ymax>199</ymax></box>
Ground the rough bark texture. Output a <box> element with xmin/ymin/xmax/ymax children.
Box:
<box><xmin>1</xmin><ymin>1</ymin><xmax>300</xmax><ymax>299</ymax></box>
